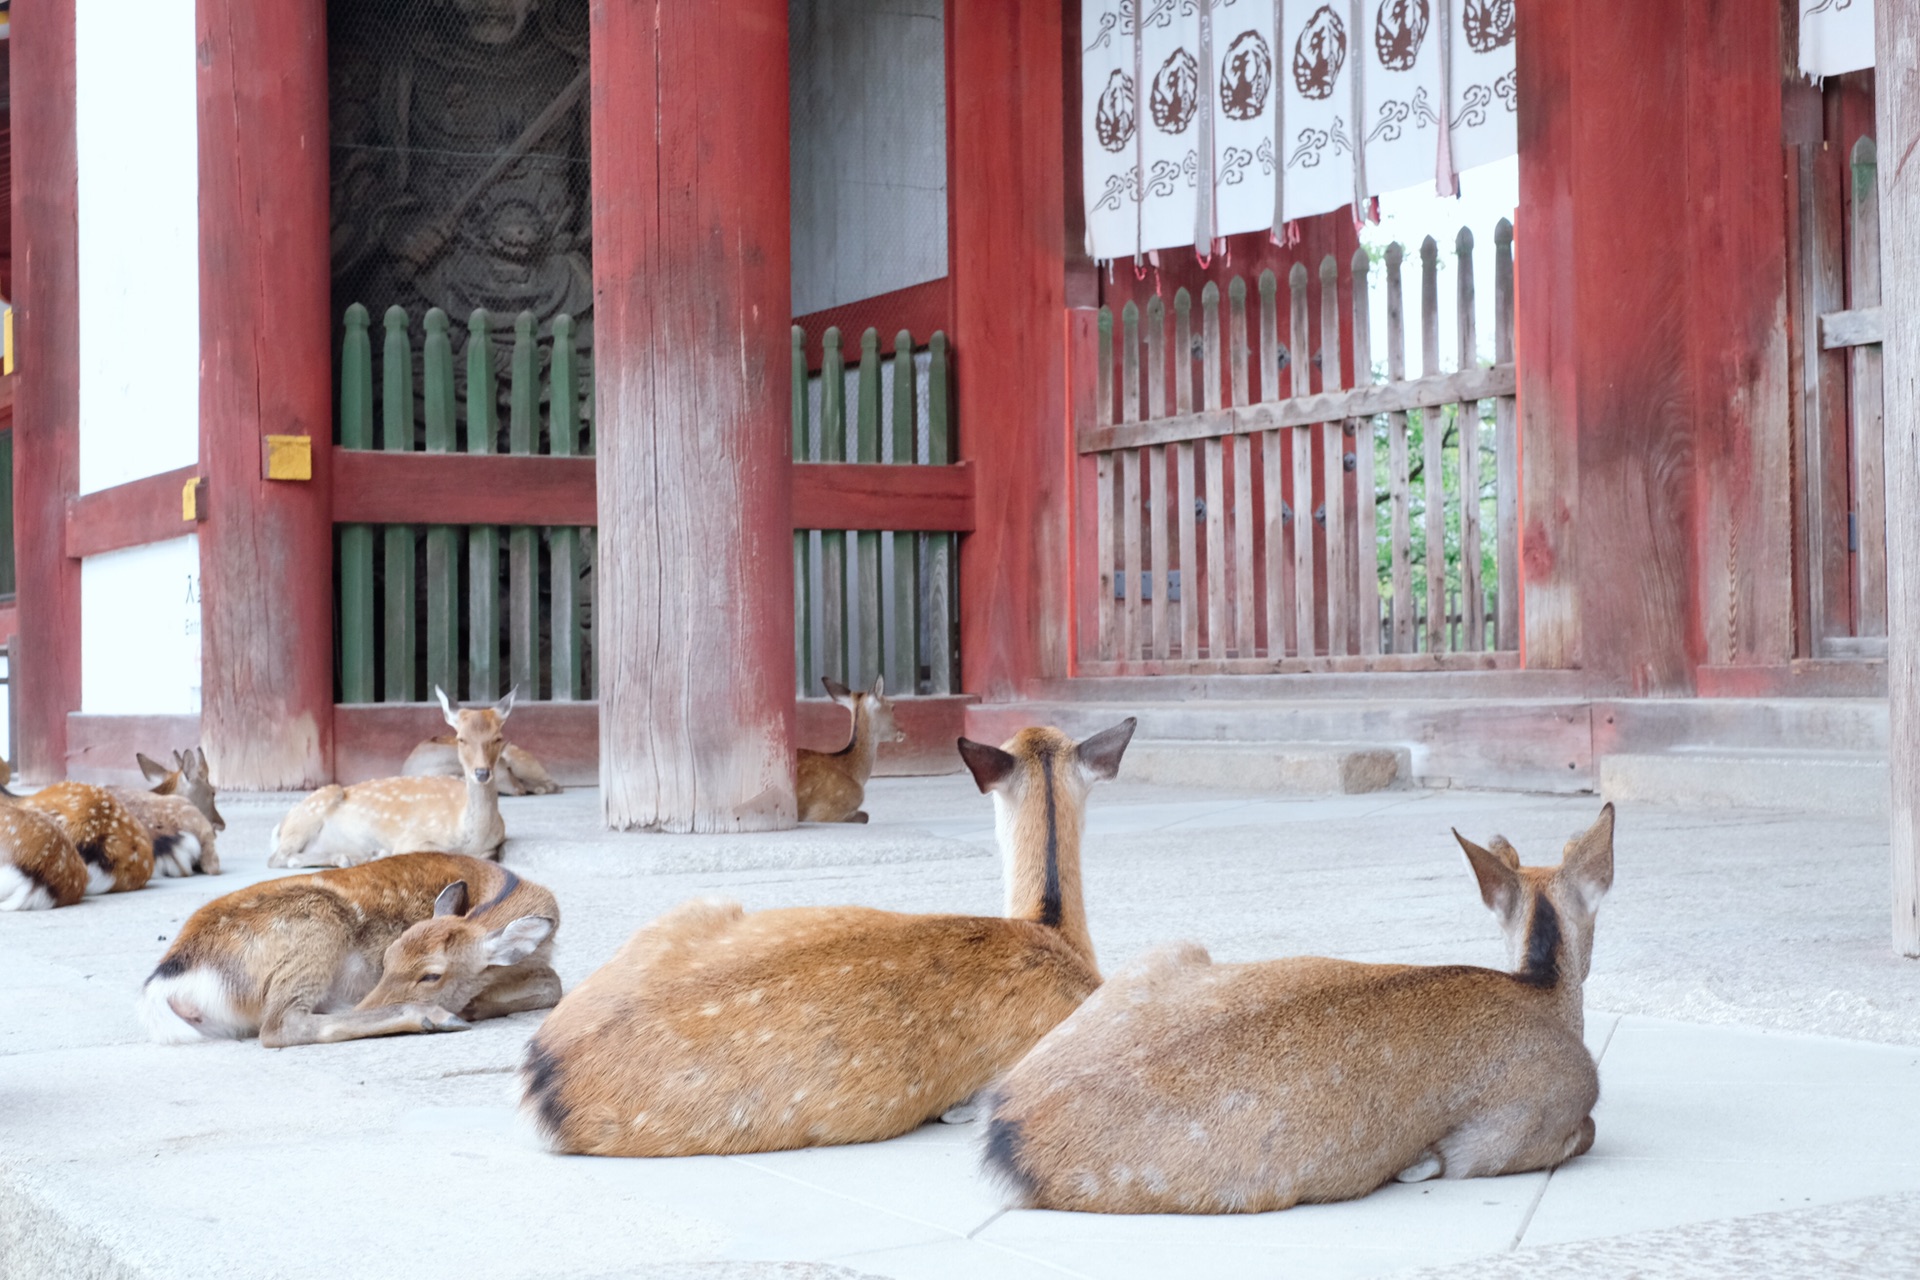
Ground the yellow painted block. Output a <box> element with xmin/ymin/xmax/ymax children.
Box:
<box><xmin>264</xmin><ymin>434</ymin><xmax>313</xmax><ymax>481</ymax></box>
<box><xmin>3</xmin><ymin>306</ymin><xmax>13</xmax><ymax>376</ymax></box>
<box><xmin>182</xmin><ymin>477</ymin><xmax>205</xmax><ymax>522</ymax></box>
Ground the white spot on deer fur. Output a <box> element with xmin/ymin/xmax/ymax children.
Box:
<box><xmin>141</xmin><ymin>967</ymin><xmax>250</xmax><ymax>1043</ymax></box>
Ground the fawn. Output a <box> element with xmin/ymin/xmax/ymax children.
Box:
<box><xmin>0</xmin><ymin>762</ymin><xmax>89</xmax><ymax>910</ymax></box>
<box><xmin>796</xmin><ymin>676</ymin><xmax>903</xmax><ymax>823</ymax></box>
<box><xmin>110</xmin><ymin>749</ymin><xmax>223</xmax><ymax>877</ymax></box>
<box><xmin>402</xmin><ymin>737</ymin><xmax>561</xmax><ymax>795</ymax></box>
<box><xmin>521</xmin><ymin>719</ymin><xmax>1137</xmax><ymax>1157</ymax></box>
<box><xmin>270</xmin><ymin>688</ymin><xmax>512</xmax><ymax>868</ymax></box>
<box><xmin>140</xmin><ymin>851</ymin><xmax>560</xmax><ymax>1048</ymax></box>
<box><xmin>984</xmin><ymin>805</ymin><xmax>1616</xmax><ymax>1214</ymax></box>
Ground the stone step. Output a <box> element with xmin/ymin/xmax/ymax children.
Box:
<box><xmin>1119</xmin><ymin>740</ymin><xmax>1409</xmax><ymax>794</ymax></box>
<box><xmin>1599</xmin><ymin>749</ymin><xmax>1890</xmax><ymax>816</ymax></box>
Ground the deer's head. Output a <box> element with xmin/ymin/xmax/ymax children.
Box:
<box><xmin>435</xmin><ymin>687</ymin><xmax>515</xmax><ymax>786</ymax></box>
<box><xmin>823</xmin><ymin>675</ymin><xmax>907</xmax><ymax>745</ymax></box>
<box><xmin>142</xmin><ymin>747</ymin><xmax>225</xmax><ymax>832</ymax></box>
<box><xmin>357</xmin><ymin>879</ymin><xmax>554</xmax><ymax>1014</ymax></box>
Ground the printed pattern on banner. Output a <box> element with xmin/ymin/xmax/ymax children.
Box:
<box><xmin>1362</xmin><ymin>0</ymin><xmax>1443</xmax><ymax>199</ymax></box>
<box><xmin>1799</xmin><ymin>0</ymin><xmax>1874</xmax><ymax>78</ymax></box>
<box><xmin>1279</xmin><ymin>1</ymin><xmax>1357</xmax><ymax>224</ymax></box>
<box><xmin>1140</xmin><ymin>1</ymin><xmax>1203</xmax><ymax>254</ymax></box>
<box><xmin>1083</xmin><ymin>0</ymin><xmax>1142</xmax><ymax>259</ymax></box>
<box><xmin>1210</xmin><ymin>0</ymin><xmax>1281</xmax><ymax>240</ymax></box>
<box><xmin>1448</xmin><ymin>0</ymin><xmax>1516</xmax><ymax>174</ymax></box>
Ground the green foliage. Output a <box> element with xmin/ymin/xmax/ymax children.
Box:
<box><xmin>1364</xmin><ymin>399</ymin><xmax>1499</xmax><ymax>648</ymax></box>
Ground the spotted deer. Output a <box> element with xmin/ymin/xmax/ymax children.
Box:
<box><xmin>109</xmin><ymin>750</ymin><xmax>223</xmax><ymax>877</ymax></box>
<box><xmin>796</xmin><ymin>676</ymin><xmax>903</xmax><ymax>823</ymax></box>
<box><xmin>269</xmin><ymin>688</ymin><xmax>513</xmax><ymax>868</ymax></box>
<box><xmin>0</xmin><ymin>763</ymin><xmax>89</xmax><ymax>910</ymax></box>
<box><xmin>521</xmin><ymin>719</ymin><xmax>1137</xmax><ymax>1157</ymax></box>
<box><xmin>139</xmin><ymin>852</ymin><xmax>560</xmax><ymax>1048</ymax></box>
<box><xmin>984</xmin><ymin>806</ymin><xmax>1616</xmax><ymax>1214</ymax></box>
<box><xmin>402</xmin><ymin>737</ymin><xmax>561</xmax><ymax>795</ymax></box>
<box><xmin>20</xmin><ymin>781</ymin><xmax>154</xmax><ymax>895</ymax></box>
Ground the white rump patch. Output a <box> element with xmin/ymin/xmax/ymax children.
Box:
<box><xmin>140</xmin><ymin>967</ymin><xmax>252</xmax><ymax>1044</ymax></box>
<box><xmin>82</xmin><ymin>861</ymin><xmax>116</xmax><ymax>896</ymax></box>
<box><xmin>0</xmin><ymin>865</ymin><xmax>54</xmax><ymax>911</ymax></box>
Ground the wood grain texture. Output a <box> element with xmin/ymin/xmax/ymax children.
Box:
<box><xmin>1352</xmin><ymin>250</ymin><xmax>1381</xmax><ymax>656</ymax></box>
<box><xmin>952</xmin><ymin>0</ymin><xmax>1072</xmax><ymax>697</ymax></box>
<box><xmin>1320</xmin><ymin>256</ymin><xmax>1349</xmax><ymax>656</ymax></box>
<box><xmin>1847</xmin><ymin>138</ymin><xmax>1886</xmax><ymax>637</ymax></box>
<box><xmin>196</xmin><ymin>0</ymin><xmax>335</xmax><ymax>787</ymax></box>
<box><xmin>592</xmin><ymin>0</ymin><xmax>795</xmax><ymax>831</ymax></box>
<box><xmin>10</xmin><ymin>0</ymin><xmax>84</xmax><ymax>781</ymax></box>
<box><xmin>1876</xmin><ymin>0</ymin><xmax>1920</xmax><ymax>953</ymax></box>
<box><xmin>63</xmin><ymin>466</ymin><xmax>201</xmax><ymax>559</ymax></box>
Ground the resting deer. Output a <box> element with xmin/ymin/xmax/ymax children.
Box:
<box><xmin>20</xmin><ymin>781</ymin><xmax>154</xmax><ymax>895</ymax></box>
<box><xmin>402</xmin><ymin>737</ymin><xmax>561</xmax><ymax>795</ymax></box>
<box><xmin>270</xmin><ymin>688</ymin><xmax>513</xmax><ymax>868</ymax></box>
<box><xmin>984</xmin><ymin>805</ymin><xmax>1616</xmax><ymax>1214</ymax></box>
<box><xmin>796</xmin><ymin>676</ymin><xmax>903</xmax><ymax>823</ymax></box>
<box><xmin>0</xmin><ymin>763</ymin><xmax>89</xmax><ymax>910</ymax></box>
<box><xmin>109</xmin><ymin>749</ymin><xmax>223</xmax><ymax>877</ymax></box>
<box><xmin>140</xmin><ymin>852</ymin><xmax>560</xmax><ymax>1048</ymax></box>
<box><xmin>521</xmin><ymin>719</ymin><xmax>1137</xmax><ymax>1157</ymax></box>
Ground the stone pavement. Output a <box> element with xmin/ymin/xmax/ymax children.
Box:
<box><xmin>3</xmin><ymin>777</ymin><xmax>1919</xmax><ymax>1278</ymax></box>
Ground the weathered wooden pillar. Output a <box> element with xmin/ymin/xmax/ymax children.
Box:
<box><xmin>195</xmin><ymin>0</ymin><xmax>335</xmax><ymax>787</ymax></box>
<box><xmin>9</xmin><ymin>0</ymin><xmax>84</xmax><ymax>782</ymax></box>
<box><xmin>1878</xmin><ymin>0</ymin><xmax>1920</xmax><ymax>955</ymax></box>
<box><xmin>948</xmin><ymin>0</ymin><xmax>1072</xmax><ymax>700</ymax></box>
<box><xmin>591</xmin><ymin>0</ymin><xmax>796</xmax><ymax>832</ymax></box>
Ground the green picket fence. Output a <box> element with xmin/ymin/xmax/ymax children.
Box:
<box><xmin>791</xmin><ymin>325</ymin><xmax>958</xmax><ymax>698</ymax></box>
<box><xmin>336</xmin><ymin>304</ymin><xmax>594</xmax><ymax>704</ymax></box>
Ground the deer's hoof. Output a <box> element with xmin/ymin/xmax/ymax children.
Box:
<box><xmin>412</xmin><ymin>1006</ymin><xmax>471</xmax><ymax>1034</ymax></box>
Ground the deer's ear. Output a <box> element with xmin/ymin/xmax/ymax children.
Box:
<box><xmin>137</xmin><ymin>753</ymin><xmax>172</xmax><ymax>783</ymax></box>
<box><xmin>191</xmin><ymin>747</ymin><xmax>212</xmax><ymax>779</ymax></box>
<box><xmin>957</xmin><ymin>738</ymin><xmax>1018</xmax><ymax>794</ymax></box>
<box><xmin>436</xmin><ymin>686</ymin><xmax>460</xmax><ymax>728</ymax></box>
<box><xmin>821</xmin><ymin>676</ymin><xmax>852</xmax><ymax>705</ymax></box>
<box><xmin>1456</xmin><ymin>830</ymin><xmax>1523</xmax><ymax>922</ymax></box>
<box><xmin>493</xmin><ymin>687</ymin><xmax>517</xmax><ymax>722</ymax></box>
<box><xmin>870</xmin><ymin>674</ymin><xmax>886</xmax><ymax>699</ymax></box>
<box><xmin>1560</xmin><ymin>804</ymin><xmax>1616</xmax><ymax>913</ymax></box>
<box><xmin>433</xmin><ymin>881</ymin><xmax>471</xmax><ymax>918</ymax></box>
<box><xmin>1076</xmin><ymin>717</ymin><xmax>1137</xmax><ymax>782</ymax></box>
<box><xmin>483</xmin><ymin>916</ymin><xmax>554</xmax><ymax>967</ymax></box>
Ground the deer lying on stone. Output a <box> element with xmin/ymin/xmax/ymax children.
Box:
<box><xmin>402</xmin><ymin>736</ymin><xmax>560</xmax><ymax>795</ymax></box>
<box><xmin>19</xmin><ymin>780</ymin><xmax>154</xmax><ymax>896</ymax></box>
<box><xmin>796</xmin><ymin>676</ymin><xmax>903</xmax><ymax>823</ymax></box>
<box><xmin>984</xmin><ymin>805</ymin><xmax>1616</xmax><ymax>1214</ymax></box>
<box><xmin>108</xmin><ymin>749</ymin><xmax>223</xmax><ymax>877</ymax></box>
<box><xmin>140</xmin><ymin>852</ymin><xmax>560</xmax><ymax>1048</ymax></box>
<box><xmin>0</xmin><ymin>762</ymin><xmax>89</xmax><ymax>910</ymax></box>
<box><xmin>521</xmin><ymin>719</ymin><xmax>1137</xmax><ymax>1157</ymax></box>
<box><xmin>270</xmin><ymin>688</ymin><xmax>513</xmax><ymax>868</ymax></box>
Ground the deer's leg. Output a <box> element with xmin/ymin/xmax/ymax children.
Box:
<box><xmin>462</xmin><ymin>965</ymin><xmax>562</xmax><ymax>1020</ymax></box>
<box><xmin>845</xmin><ymin>811</ymin><xmax>870</xmax><ymax>824</ymax></box>
<box><xmin>261</xmin><ymin>1002</ymin><xmax>469</xmax><ymax>1048</ymax></box>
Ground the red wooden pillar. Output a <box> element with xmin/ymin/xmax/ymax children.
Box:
<box><xmin>9</xmin><ymin>0</ymin><xmax>83</xmax><ymax>782</ymax></box>
<box><xmin>591</xmin><ymin>0</ymin><xmax>797</xmax><ymax>832</ymax></box>
<box><xmin>949</xmin><ymin>0</ymin><xmax>1073</xmax><ymax>700</ymax></box>
<box><xmin>195</xmin><ymin>0</ymin><xmax>336</xmax><ymax>787</ymax></box>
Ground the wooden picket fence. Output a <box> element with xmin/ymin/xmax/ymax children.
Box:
<box><xmin>791</xmin><ymin>326</ymin><xmax>959</xmax><ymax>697</ymax></box>
<box><xmin>1077</xmin><ymin>222</ymin><xmax>1518</xmax><ymax>672</ymax></box>
<box><xmin>336</xmin><ymin>304</ymin><xmax>594</xmax><ymax>704</ymax></box>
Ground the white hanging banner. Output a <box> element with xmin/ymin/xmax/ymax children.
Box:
<box><xmin>1211</xmin><ymin>1</ymin><xmax>1282</xmax><ymax>241</ymax></box>
<box><xmin>1139</xmin><ymin>2</ymin><xmax>1202</xmax><ymax>255</ymax></box>
<box><xmin>1361</xmin><ymin>1</ymin><xmax>1443</xmax><ymax>201</ymax></box>
<box><xmin>1448</xmin><ymin>0</ymin><xmax>1517</xmax><ymax>175</ymax></box>
<box><xmin>1082</xmin><ymin>0</ymin><xmax>1141</xmax><ymax>260</ymax></box>
<box><xmin>1278</xmin><ymin>2</ymin><xmax>1356</xmax><ymax>224</ymax></box>
<box><xmin>1800</xmin><ymin>0</ymin><xmax>1874</xmax><ymax>78</ymax></box>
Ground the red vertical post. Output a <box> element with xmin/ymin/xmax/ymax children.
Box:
<box><xmin>949</xmin><ymin>0</ymin><xmax>1073</xmax><ymax>700</ymax></box>
<box><xmin>196</xmin><ymin>0</ymin><xmax>336</xmax><ymax>786</ymax></box>
<box><xmin>592</xmin><ymin>0</ymin><xmax>796</xmax><ymax>832</ymax></box>
<box><xmin>9</xmin><ymin>0</ymin><xmax>83</xmax><ymax>782</ymax></box>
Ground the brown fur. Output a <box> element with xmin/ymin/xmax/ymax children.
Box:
<box><xmin>522</xmin><ymin>718</ymin><xmax>1138</xmax><ymax>1157</ymax></box>
<box><xmin>0</xmin><ymin>797</ymin><xmax>88</xmax><ymax>910</ymax></box>
<box><xmin>21</xmin><ymin>782</ymin><xmax>154</xmax><ymax>894</ymax></box>
<box><xmin>141</xmin><ymin>852</ymin><xmax>560</xmax><ymax>1048</ymax></box>
<box><xmin>402</xmin><ymin>738</ymin><xmax>561</xmax><ymax>795</ymax></box>
<box><xmin>985</xmin><ymin>806</ymin><xmax>1616</xmax><ymax>1214</ymax></box>
<box><xmin>270</xmin><ymin>690</ymin><xmax>513</xmax><ymax>868</ymax></box>
<box><xmin>111</xmin><ymin>752</ymin><xmax>222</xmax><ymax>877</ymax></box>
<box><xmin>795</xmin><ymin>676</ymin><xmax>902</xmax><ymax>823</ymax></box>
<box><xmin>137</xmin><ymin>748</ymin><xmax>226</xmax><ymax>832</ymax></box>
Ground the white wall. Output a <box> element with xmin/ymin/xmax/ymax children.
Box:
<box><xmin>75</xmin><ymin>0</ymin><xmax>200</xmax><ymax>496</ymax></box>
<box><xmin>80</xmin><ymin>537</ymin><xmax>202</xmax><ymax>716</ymax></box>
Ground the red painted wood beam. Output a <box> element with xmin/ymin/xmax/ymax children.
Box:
<box><xmin>10</xmin><ymin>0</ymin><xmax>83</xmax><ymax>781</ymax></box>
<box><xmin>196</xmin><ymin>0</ymin><xmax>335</xmax><ymax>787</ymax></box>
<box><xmin>331</xmin><ymin>450</ymin><xmax>597</xmax><ymax>527</ymax></box>
<box><xmin>64</xmin><ymin>466</ymin><xmax>200</xmax><ymax>559</ymax></box>
<box><xmin>793</xmin><ymin>277</ymin><xmax>951</xmax><ymax>371</ymax></box>
<box><xmin>791</xmin><ymin>461</ymin><xmax>975</xmax><ymax>532</ymax></box>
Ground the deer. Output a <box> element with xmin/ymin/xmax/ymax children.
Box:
<box><xmin>18</xmin><ymin>780</ymin><xmax>154</xmax><ymax>895</ymax></box>
<box><xmin>108</xmin><ymin>750</ymin><xmax>223</xmax><ymax>877</ymax></box>
<box><xmin>139</xmin><ymin>851</ymin><xmax>561</xmax><ymax>1048</ymax></box>
<box><xmin>796</xmin><ymin>675</ymin><xmax>904</xmax><ymax>823</ymax></box>
<box><xmin>269</xmin><ymin>688</ymin><xmax>513</xmax><ymax>869</ymax></box>
<box><xmin>0</xmin><ymin>762</ymin><xmax>89</xmax><ymax>910</ymax></box>
<box><xmin>401</xmin><ymin>737</ymin><xmax>561</xmax><ymax>795</ymax></box>
<box><xmin>982</xmin><ymin>805</ymin><xmax>1616</xmax><ymax>1214</ymax></box>
<box><xmin>521</xmin><ymin>718</ymin><xmax>1137</xmax><ymax>1157</ymax></box>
